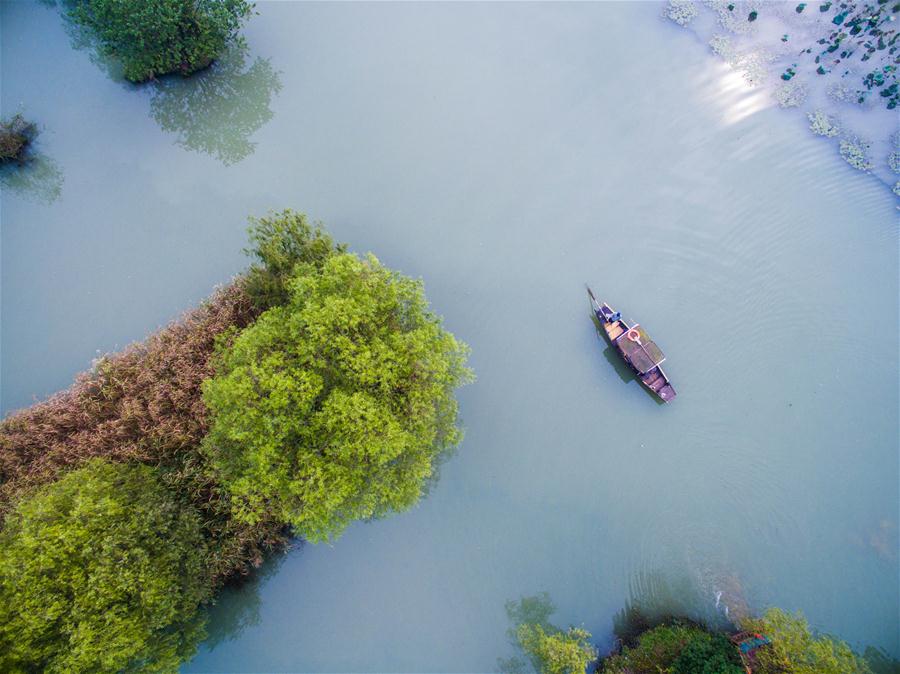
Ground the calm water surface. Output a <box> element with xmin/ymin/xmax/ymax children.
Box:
<box><xmin>2</xmin><ymin>2</ymin><xmax>897</xmax><ymax>671</ymax></box>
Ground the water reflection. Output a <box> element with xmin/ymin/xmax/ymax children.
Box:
<box><xmin>200</xmin><ymin>547</ymin><xmax>289</xmax><ymax>650</ymax></box>
<box><xmin>0</xmin><ymin>153</ymin><xmax>64</xmax><ymax>204</ymax></box>
<box><xmin>497</xmin><ymin>592</ymin><xmax>557</xmax><ymax>674</ymax></box>
<box><xmin>149</xmin><ymin>45</ymin><xmax>282</xmax><ymax>165</ymax></box>
<box><xmin>42</xmin><ymin>0</ymin><xmax>128</xmax><ymax>82</ymax></box>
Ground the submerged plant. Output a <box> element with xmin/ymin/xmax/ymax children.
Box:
<box><xmin>807</xmin><ymin>109</ymin><xmax>840</xmax><ymax>136</ymax></box>
<box><xmin>840</xmin><ymin>137</ymin><xmax>873</xmax><ymax>171</ymax></box>
<box><xmin>666</xmin><ymin>0</ymin><xmax>699</xmax><ymax>26</ymax></box>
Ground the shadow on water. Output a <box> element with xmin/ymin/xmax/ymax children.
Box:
<box><xmin>149</xmin><ymin>44</ymin><xmax>282</xmax><ymax>166</ymax></box>
<box><xmin>0</xmin><ymin>151</ymin><xmax>64</xmax><ymax>204</ymax></box>
<box><xmin>200</xmin><ymin>546</ymin><xmax>291</xmax><ymax>650</ymax></box>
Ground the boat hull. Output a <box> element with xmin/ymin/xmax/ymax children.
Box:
<box><xmin>590</xmin><ymin>296</ymin><xmax>676</xmax><ymax>403</ymax></box>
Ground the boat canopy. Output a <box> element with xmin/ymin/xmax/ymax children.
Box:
<box><xmin>617</xmin><ymin>325</ymin><xmax>665</xmax><ymax>374</ymax></box>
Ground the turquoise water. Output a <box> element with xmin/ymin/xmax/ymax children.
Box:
<box><xmin>1</xmin><ymin>2</ymin><xmax>897</xmax><ymax>671</ymax></box>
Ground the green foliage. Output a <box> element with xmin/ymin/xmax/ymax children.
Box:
<box><xmin>671</xmin><ymin>631</ymin><xmax>744</xmax><ymax>674</ymax></box>
<box><xmin>67</xmin><ymin>0</ymin><xmax>253</xmax><ymax>82</ymax></box>
<box><xmin>742</xmin><ymin>608</ymin><xmax>871</xmax><ymax>674</ymax></box>
<box><xmin>602</xmin><ymin>622</ymin><xmax>741</xmax><ymax>674</ymax></box>
<box><xmin>203</xmin><ymin>250</ymin><xmax>472</xmax><ymax>542</ymax></box>
<box><xmin>243</xmin><ymin>209</ymin><xmax>346</xmax><ymax>310</ymax></box>
<box><xmin>517</xmin><ymin>624</ymin><xmax>597</xmax><ymax>674</ymax></box>
<box><xmin>501</xmin><ymin>594</ymin><xmax>596</xmax><ymax>674</ymax></box>
<box><xmin>0</xmin><ymin>459</ymin><xmax>210</xmax><ymax>674</ymax></box>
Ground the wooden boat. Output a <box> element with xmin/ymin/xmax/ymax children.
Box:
<box><xmin>587</xmin><ymin>286</ymin><xmax>676</xmax><ymax>403</ymax></box>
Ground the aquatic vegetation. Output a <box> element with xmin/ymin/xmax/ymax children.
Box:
<box><xmin>149</xmin><ymin>44</ymin><xmax>282</xmax><ymax>165</ymax></box>
<box><xmin>202</xmin><ymin>250</ymin><xmax>473</xmax><ymax>542</ymax></box>
<box><xmin>0</xmin><ymin>281</ymin><xmax>282</xmax><ymax>583</ymax></box>
<box><xmin>601</xmin><ymin>622</ymin><xmax>743</xmax><ymax>674</ymax></box>
<box><xmin>840</xmin><ymin>137</ymin><xmax>873</xmax><ymax>171</ymax></box>
<box><xmin>0</xmin><ymin>460</ymin><xmax>210</xmax><ymax>674</ymax></box>
<box><xmin>740</xmin><ymin>608</ymin><xmax>872</xmax><ymax>674</ymax></box>
<box><xmin>242</xmin><ymin>210</ymin><xmax>345</xmax><ymax>310</ymax></box>
<box><xmin>775</xmin><ymin>79</ymin><xmax>808</xmax><ymax>107</ymax></box>
<box><xmin>500</xmin><ymin>594</ymin><xmax>597</xmax><ymax>674</ymax></box>
<box><xmin>666</xmin><ymin>0</ymin><xmax>698</xmax><ymax>27</ymax></box>
<box><xmin>0</xmin><ymin>152</ymin><xmax>64</xmax><ymax>204</ymax></box>
<box><xmin>0</xmin><ymin>210</ymin><xmax>471</xmax><ymax>670</ymax></box>
<box><xmin>808</xmin><ymin>109</ymin><xmax>840</xmax><ymax>136</ymax></box>
<box><xmin>671</xmin><ymin>0</ymin><xmax>899</xmax><ymax>194</ymax></box>
<box><xmin>0</xmin><ymin>114</ymin><xmax>35</xmax><ymax>162</ymax></box>
<box><xmin>65</xmin><ymin>0</ymin><xmax>254</xmax><ymax>82</ymax></box>
<box><xmin>515</xmin><ymin>624</ymin><xmax>596</xmax><ymax>674</ymax></box>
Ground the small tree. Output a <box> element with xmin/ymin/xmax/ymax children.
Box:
<box><xmin>517</xmin><ymin>624</ymin><xmax>597</xmax><ymax>674</ymax></box>
<box><xmin>742</xmin><ymin>608</ymin><xmax>871</xmax><ymax>674</ymax></box>
<box><xmin>203</xmin><ymin>251</ymin><xmax>472</xmax><ymax>542</ymax></box>
<box><xmin>68</xmin><ymin>0</ymin><xmax>254</xmax><ymax>82</ymax></box>
<box><xmin>0</xmin><ymin>114</ymin><xmax>36</xmax><ymax>162</ymax></box>
<box><xmin>0</xmin><ymin>459</ymin><xmax>210</xmax><ymax>674</ymax></box>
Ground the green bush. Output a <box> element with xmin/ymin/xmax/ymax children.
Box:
<box><xmin>517</xmin><ymin>624</ymin><xmax>597</xmax><ymax>674</ymax></box>
<box><xmin>243</xmin><ymin>209</ymin><xmax>346</xmax><ymax>310</ymax></box>
<box><xmin>742</xmin><ymin>608</ymin><xmax>871</xmax><ymax>674</ymax></box>
<box><xmin>68</xmin><ymin>0</ymin><xmax>253</xmax><ymax>82</ymax></box>
<box><xmin>671</xmin><ymin>631</ymin><xmax>744</xmax><ymax>674</ymax></box>
<box><xmin>0</xmin><ymin>459</ymin><xmax>210</xmax><ymax>674</ymax></box>
<box><xmin>0</xmin><ymin>114</ymin><xmax>35</xmax><ymax>162</ymax></box>
<box><xmin>203</xmin><ymin>251</ymin><xmax>472</xmax><ymax>542</ymax></box>
<box><xmin>602</xmin><ymin>623</ymin><xmax>741</xmax><ymax>674</ymax></box>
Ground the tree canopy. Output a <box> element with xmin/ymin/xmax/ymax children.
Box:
<box><xmin>203</xmin><ymin>250</ymin><xmax>472</xmax><ymax>542</ymax></box>
<box><xmin>517</xmin><ymin>624</ymin><xmax>597</xmax><ymax>674</ymax></box>
<box><xmin>0</xmin><ymin>459</ymin><xmax>210</xmax><ymax>674</ymax></box>
<box><xmin>67</xmin><ymin>0</ymin><xmax>253</xmax><ymax>82</ymax></box>
<box><xmin>601</xmin><ymin>623</ymin><xmax>743</xmax><ymax>674</ymax></box>
<box><xmin>742</xmin><ymin>608</ymin><xmax>871</xmax><ymax>674</ymax></box>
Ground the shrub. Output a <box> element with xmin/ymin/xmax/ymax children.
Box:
<box><xmin>0</xmin><ymin>459</ymin><xmax>209</xmax><ymax>674</ymax></box>
<box><xmin>67</xmin><ymin>0</ymin><xmax>254</xmax><ymax>82</ymax></box>
<box><xmin>203</xmin><ymin>251</ymin><xmax>472</xmax><ymax>542</ymax></box>
<box><xmin>517</xmin><ymin>624</ymin><xmax>597</xmax><ymax>674</ymax></box>
<box><xmin>741</xmin><ymin>608</ymin><xmax>871</xmax><ymax>674</ymax></box>
<box><xmin>0</xmin><ymin>114</ymin><xmax>35</xmax><ymax>162</ymax></box>
<box><xmin>243</xmin><ymin>209</ymin><xmax>345</xmax><ymax>310</ymax></box>
<box><xmin>602</xmin><ymin>622</ymin><xmax>741</xmax><ymax>674</ymax></box>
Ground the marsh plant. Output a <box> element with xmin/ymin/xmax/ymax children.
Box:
<box><xmin>0</xmin><ymin>211</ymin><xmax>472</xmax><ymax>672</ymax></box>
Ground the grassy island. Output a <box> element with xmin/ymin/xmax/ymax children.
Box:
<box><xmin>67</xmin><ymin>0</ymin><xmax>254</xmax><ymax>82</ymax></box>
<box><xmin>0</xmin><ymin>211</ymin><xmax>472</xmax><ymax>672</ymax></box>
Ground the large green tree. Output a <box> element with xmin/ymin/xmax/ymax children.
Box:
<box><xmin>0</xmin><ymin>459</ymin><xmax>210</xmax><ymax>674</ymax></box>
<box><xmin>203</xmin><ymin>251</ymin><xmax>472</xmax><ymax>542</ymax></box>
<box><xmin>68</xmin><ymin>0</ymin><xmax>253</xmax><ymax>82</ymax></box>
